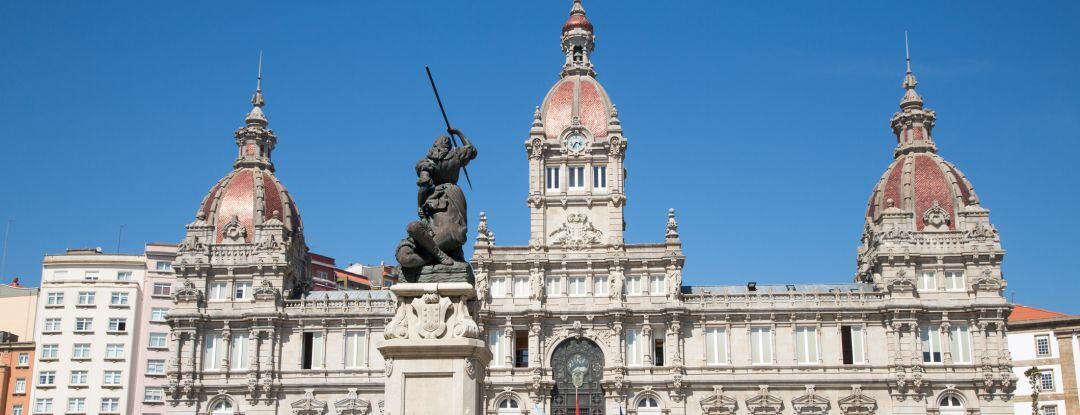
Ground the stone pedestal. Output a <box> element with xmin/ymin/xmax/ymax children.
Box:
<box><xmin>379</xmin><ymin>282</ymin><xmax>491</xmax><ymax>415</ymax></box>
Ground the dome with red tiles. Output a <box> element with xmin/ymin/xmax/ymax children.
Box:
<box><xmin>562</xmin><ymin>0</ymin><xmax>593</xmax><ymax>32</ymax></box>
<box><xmin>540</xmin><ymin>75</ymin><xmax>614</xmax><ymax>140</ymax></box>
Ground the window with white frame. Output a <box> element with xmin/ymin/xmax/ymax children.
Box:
<box><xmin>490</xmin><ymin>277</ymin><xmax>506</xmax><ymax>298</ymax></box>
<box><xmin>796</xmin><ymin>327</ymin><xmax>819</xmax><ymax>364</ymax></box>
<box><xmin>103</xmin><ymin>370</ymin><xmax>122</xmax><ymax>386</ymax></box>
<box><xmin>625</xmin><ymin>328</ymin><xmax>644</xmax><ymax>366</ymax></box>
<box><xmin>950</xmin><ymin>325</ymin><xmax>972</xmax><ymax>363</ymax></box>
<box><xmin>77</xmin><ymin>291</ymin><xmax>95</xmax><ymax>305</ymax></box>
<box><xmin>1035</xmin><ymin>335</ymin><xmax>1051</xmax><ymax>357</ymax></box>
<box><xmin>488</xmin><ymin>330</ymin><xmax>506</xmax><ymax>367</ymax></box>
<box><xmin>46</xmin><ymin>292</ymin><xmax>63</xmax><ymax>305</ymax></box>
<box><xmin>152</xmin><ymin>283</ymin><xmax>171</xmax><ymax>296</ymax></box>
<box><xmin>301</xmin><ymin>332</ymin><xmax>324</xmax><ymax>369</ymax></box>
<box><xmin>497</xmin><ymin>397</ymin><xmax>520</xmax><ymax>414</ymax></box>
<box><xmin>841</xmin><ymin>326</ymin><xmax>866</xmax><ymax>364</ymax></box>
<box><xmin>84</xmin><ymin>271</ymin><xmax>99</xmax><ymax>280</ymax></box>
<box><xmin>147</xmin><ymin>359</ymin><xmax>166</xmax><ymax>375</ymax></box>
<box><xmin>944</xmin><ymin>271</ymin><xmax>964</xmax><ymax>291</ymax></box>
<box><xmin>14</xmin><ymin>377</ymin><xmax>26</xmax><ymax>393</ymax></box>
<box><xmin>40</xmin><ymin>344</ymin><xmax>58</xmax><ymax>359</ymax></box>
<box><xmin>203</xmin><ymin>333</ymin><xmax>223</xmax><ymax>370</ymax></box>
<box><xmin>151</xmin><ymin>307</ymin><xmax>168</xmax><ymax>322</ymax></box>
<box><xmin>545</xmin><ymin>277</ymin><xmax>560</xmax><ymax>297</ymax></box>
<box><xmin>107</xmin><ymin>318</ymin><xmax>127</xmax><ymax>332</ymax></box>
<box><xmin>918</xmin><ymin>271</ymin><xmax>936</xmax><ymax>290</ymax></box>
<box><xmin>149</xmin><ymin>332</ymin><xmax>168</xmax><ymax>349</ymax></box>
<box><xmin>70</xmin><ymin>370</ymin><xmax>88</xmax><ymax>386</ymax></box>
<box><xmin>637</xmin><ymin>396</ymin><xmax>661</xmax><ymax>414</ymax></box>
<box><xmin>208</xmin><ymin>282</ymin><xmax>228</xmax><ymax>301</ymax></box>
<box><xmin>110</xmin><ymin>292</ymin><xmax>129</xmax><ymax>305</ymax></box>
<box><xmin>939</xmin><ymin>396</ymin><xmax>964</xmax><ymax>415</ymax></box>
<box><xmin>73</xmin><ymin>343</ymin><xmax>91</xmax><ymax>359</ymax></box>
<box><xmin>512</xmin><ymin>277</ymin><xmax>529</xmax><ymax>298</ymax></box>
<box><xmin>750</xmin><ymin>327</ymin><xmax>773</xmax><ymax>364</ymax></box>
<box><xmin>209</xmin><ymin>400</ymin><xmax>234</xmax><ymax>414</ymax></box>
<box><xmin>155</xmin><ymin>261</ymin><xmax>172</xmax><ymax>271</ymax></box>
<box><xmin>1043</xmin><ymin>405</ymin><xmax>1059</xmax><ymax>415</ymax></box>
<box><xmin>648</xmin><ymin>276</ymin><xmax>664</xmax><ymax>295</ymax></box>
<box><xmin>101</xmin><ymin>397</ymin><xmax>120</xmax><ymax>412</ymax></box>
<box><xmin>567</xmin><ymin>166</ymin><xmax>585</xmax><ymax>189</ymax></box>
<box><xmin>1040</xmin><ymin>370</ymin><xmax>1055</xmax><ymax>391</ymax></box>
<box><xmin>117</xmin><ymin>271</ymin><xmax>132</xmax><ymax>281</ymax></box>
<box><xmin>234</xmin><ymin>281</ymin><xmax>252</xmax><ymax>300</ymax></box>
<box><xmin>12</xmin><ymin>405</ymin><xmax>22</xmax><ymax>415</ymax></box>
<box><xmin>568</xmin><ymin>277</ymin><xmax>586</xmax><ymax>296</ymax></box>
<box><xmin>16</xmin><ymin>353</ymin><xmax>28</xmax><ymax>367</ymax></box>
<box><xmin>345</xmin><ymin>331</ymin><xmax>367</xmax><ymax>368</ymax></box>
<box><xmin>545</xmin><ymin>167</ymin><xmax>560</xmax><ymax>191</ymax></box>
<box><xmin>105</xmin><ymin>344</ymin><xmax>124</xmax><ymax>359</ymax></box>
<box><xmin>705</xmin><ymin>327</ymin><xmax>728</xmax><ymax>364</ymax></box>
<box><xmin>593</xmin><ymin>166</ymin><xmax>607</xmax><ymax>190</ymax></box>
<box><xmin>230</xmin><ymin>332</ymin><xmax>247</xmax><ymax>370</ymax></box>
<box><xmin>921</xmin><ymin>326</ymin><xmax>943</xmax><ymax>363</ymax></box>
<box><xmin>34</xmin><ymin>399</ymin><xmax>52</xmax><ymax>413</ymax></box>
<box><xmin>144</xmin><ymin>387</ymin><xmax>164</xmax><ymax>403</ymax></box>
<box><xmin>625</xmin><ymin>276</ymin><xmax>641</xmax><ymax>295</ymax></box>
<box><xmin>593</xmin><ymin>276</ymin><xmax>608</xmax><ymax>296</ymax></box>
<box><xmin>38</xmin><ymin>371</ymin><xmax>55</xmax><ymax>385</ymax></box>
<box><xmin>75</xmin><ymin>317</ymin><xmax>93</xmax><ymax>332</ymax></box>
<box><xmin>43</xmin><ymin>318</ymin><xmax>61</xmax><ymax>332</ymax></box>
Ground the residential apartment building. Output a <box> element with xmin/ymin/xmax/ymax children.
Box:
<box><xmin>0</xmin><ymin>279</ymin><xmax>38</xmax><ymax>415</ymax></box>
<box><xmin>129</xmin><ymin>243</ymin><xmax>178</xmax><ymax>415</ymax></box>
<box><xmin>0</xmin><ymin>279</ymin><xmax>38</xmax><ymax>340</ymax></box>
<box><xmin>1008</xmin><ymin>305</ymin><xmax>1079</xmax><ymax>415</ymax></box>
<box><xmin>30</xmin><ymin>248</ymin><xmax>145</xmax><ymax>415</ymax></box>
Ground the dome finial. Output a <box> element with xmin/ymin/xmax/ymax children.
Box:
<box><xmin>900</xmin><ymin>32</ymin><xmax>923</xmax><ymax>109</ymax></box>
<box><xmin>246</xmin><ymin>51</ymin><xmax>268</xmax><ymax>125</ymax></box>
<box><xmin>571</xmin><ymin>0</ymin><xmax>586</xmax><ymax>17</ymax></box>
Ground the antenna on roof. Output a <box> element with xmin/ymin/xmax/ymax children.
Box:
<box><xmin>116</xmin><ymin>225</ymin><xmax>124</xmax><ymax>253</ymax></box>
<box><xmin>904</xmin><ymin>31</ymin><xmax>912</xmax><ymax>73</ymax></box>
<box><xmin>0</xmin><ymin>220</ymin><xmax>11</xmax><ymax>280</ymax></box>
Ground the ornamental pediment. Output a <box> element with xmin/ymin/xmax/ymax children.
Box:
<box><xmin>549</xmin><ymin>213</ymin><xmax>604</xmax><ymax>250</ymax></box>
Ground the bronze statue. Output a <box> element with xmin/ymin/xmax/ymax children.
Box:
<box><xmin>395</xmin><ymin>128</ymin><xmax>477</xmax><ymax>283</ymax></box>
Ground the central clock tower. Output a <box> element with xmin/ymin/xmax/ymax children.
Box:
<box><xmin>525</xmin><ymin>0</ymin><xmax>627</xmax><ymax>250</ymax></box>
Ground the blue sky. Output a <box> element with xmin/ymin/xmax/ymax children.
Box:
<box><xmin>1</xmin><ymin>2</ymin><xmax>1077</xmax><ymax>311</ymax></box>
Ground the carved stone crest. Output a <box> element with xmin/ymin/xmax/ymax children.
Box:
<box><xmin>549</xmin><ymin>213</ymin><xmax>604</xmax><ymax>249</ymax></box>
<box><xmin>922</xmin><ymin>200</ymin><xmax>950</xmax><ymax>231</ymax></box>
<box><xmin>221</xmin><ymin>215</ymin><xmax>248</xmax><ymax>243</ymax></box>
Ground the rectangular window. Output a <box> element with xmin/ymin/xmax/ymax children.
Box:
<box><xmin>73</xmin><ymin>343</ymin><xmax>91</xmax><ymax>358</ymax></box>
<box><xmin>950</xmin><ymin>325</ymin><xmax>972</xmax><ymax>363</ymax></box>
<box><xmin>653</xmin><ymin>333</ymin><xmax>665</xmax><ymax>366</ymax></box>
<box><xmin>34</xmin><ymin>399</ymin><xmax>52</xmax><ymax>413</ymax></box>
<box><xmin>144</xmin><ymin>387</ymin><xmax>164</xmax><ymax>403</ymax></box>
<box><xmin>490</xmin><ymin>277</ymin><xmax>506</xmax><ymax>298</ymax></box>
<box><xmin>944</xmin><ymin>271</ymin><xmax>965</xmax><ymax>290</ymax></box>
<box><xmin>110</xmin><ymin>292</ymin><xmax>129</xmax><ymax>305</ymax></box>
<box><xmin>105</xmin><ymin>344</ymin><xmax>125</xmax><ymax>358</ymax></box>
<box><xmin>70</xmin><ymin>370</ymin><xmax>88</xmax><ymax>385</ymax></box>
<box><xmin>155</xmin><ymin>261</ymin><xmax>172</xmax><ymax>271</ymax></box>
<box><xmin>40</xmin><ymin>344</ymin><xmax>58</xmax><ymax>359</ymax></box>
<box><xmin>648</xmin><ymin>276</ymin><xmax>664</xmax><ymax>295</ymax></box>
<box><xmin>545</xmin><ymin>277</ymin><xmax>560</xmax><ymax>297</ymax></box>
<box><xmin>514</xmin><ymin>331</ymin><xmax>529</xmax><ymax>368</ymax></box>
<box><xmin>545</xmin><ymin>167</ymin><xmax>560</xmax><ymax>190</ymax></box>
<box><xmin>16</xmin><ymin>353</ymin><xmax>28</xmax><ymax>367</ymax></box>
<box><xmin>149</xmin><ymin>332</ymin><xmax>168</xmax><ymax>348</ymax></box>
<box><xmin>75</xmin><ymin>318</ymin><xmax>93</xmax><ymax>332</ymax></box>
<box><xmin>625</xmin><ymin>328</ymin><xmax>644</xmax><ymax>366</ymax></box>
<box><xmin>488</xmin><ymin>330</ymin><xmax>506</xmax><ymax>367</ymax></box>
<box><xmin>750</xmin><ymin>327</ymin><xmax>773</xmax><ymax>364</ymax></box>
<box><xmin>230</xmin><ymin>332</ymin><xmax>247</xmax><ymax>370</ymax></box>
<box><xmin>46</xmin><ymin>292</ymin><xmax>64</xmax><ymax>305</ymax></box>
<box><xmin>625</xmin><ymin>276</ymin><xmax>641</xmax><ymax>295</ymax></box>
<box><xmin>108</xmin><ymin>318</ymin><xmax>128</xmax><ymax>332</ymax></box>
<box><xmin>593</xmin><ymin>276</ymin><xmax>608</xmax><ymax>296</ymax></box>
<box><xmin>512</xmin><ymin>277</ymin><xmax>529</xmax><ymax>298</ymax></box>
<box><xmin>234</xmin><ymin>281</ymin><xmax>252</xmax><ymax>300</ymax></box>
<box><xmin>152</xmin><ymin>283</ymin><xmax>172</xmax><ymax>296</ymax></box>
<box><xmin>1035</xmin><ymin>335</ymin><xmax>1052</xmax><ymax>357</ymax></box>
<box><xmin>117</xmin><ymin>271</ymin><xmax>132</xmax><ymax>281</ymax></box>
<box><xmin>593</xmin><ymin>166</ymin><xmax>607</xmax><ymax>189</ymax></box>
<box><xmin>1044</xmin><ymin>405</ymin><xmax>1059</xmax><ymax>415</ymax></box>
<box><xmin>101</xmin><ymin>397</ymin><xmax>120</xmax><ymax>412</ymax></box>
<box><xmin>918</xmin><ymin>271</ymin><xmax>936</xmax><ymax>290</ymax></box>
<box><xmin>14</xmin><ymin>377</ymin><xmax>26</xmax><ymax>393</ymax></box>
<box><xmin>921</xmin><ymin>326</ymin><xmax>943</xmax><ymax>363</ymax></box>
<box><xmin>841</xmin><ymin>326</ymin><xmax>866</xmax><ymax>364</ymax></box>
<box><xmin>796</xmin><ymin>327</ymin><xmax>819</xmax><ymax>364</ymax></box>
<box><xmin>84</xmin><ymin>271</ymin><xmax>99</xmax><ymax>280</ymax></box>
<box><xmin>705</xmin><ymin>327</ymin><xmax>728</xmax><ymax>364</ymax></box>
<box><xmin>301</xmin><ymin>332</ymin><xmax>323</xmax><ymax>369</ymax></box>
<box><xmin>44</xmin><ymin>318</ymin><xmax>61</xmax><ymax>332</ymax></box>
<box><xmin>208</xmin><ymin>282</ymin><xmax>228</xmax><ymax>301</ymax></box>
<box><xmin>53</xmin><ymin>270</ymin><xmax>68</xmax><ymax>279</ymax></box>
<box><xmin>67</xmin><ymin>397</ymin><xmax>85</xmax><ymax>412</ymax></box>
<box><xmin>567</xmin><ymin>166</ymin><xmax>585</xmax><ymax>189</ymax></box>
<box><xmin>147</xmin><ymin>359</ymin><xmax>166</xmax><ymax>375</ymax></box>
<box><xmin>38</xmin><ymin>371</ymin><xmax>55</xmax><ymax>385</ymax></box>
<box><xmin>1041</xmin><ymin>370</ymin><xmax>1055</xmax><ymax>391</ymax></box>
<box><xmin>103</xmin><ymin>370</ymin><xmax>122</xmax><ymax>386</ymax></box>
<box><xmin>77</xmin><ymin>291</ymin><xmax>96</xmax><ymax>305</ymax></box>
<box><xmin>203</xmin><ymin>333</ymin><xmax>222</xmax><ymax>370</ymax></box>
<box><xmin>12</xmin><ymin>404</ymin><xmax>22</xmax><ymax>415</ymax></box>
<box><xmin>568</xmin><ymin>277</ymin><xmax>586</xmax><ymax>296</ymax></box>
<box><xmin>150</xmin><ymin>307</ymin><xmax>168</xmax><ymax>322</ymax></box>
<box><xmin>345</xmin><ymin>331</ymin><xmax>367</xmax><ymax>368</ymax></box>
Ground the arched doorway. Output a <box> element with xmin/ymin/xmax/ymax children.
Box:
<box><xmin>551</xmin><ymin>338</ymin><xmax>605</xmax><ymax>415</ymax></box>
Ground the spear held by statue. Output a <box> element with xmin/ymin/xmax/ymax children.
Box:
<box><xmin>425</xmin><ymin>65</ymin><xmax>473</xmax><ymax>189</ymax></box>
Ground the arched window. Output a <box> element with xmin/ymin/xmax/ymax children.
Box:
<box><xmin>939</xmin><ymin>395</ymin><xmax>964</xmax><ymax>415</ymax></box>
<box><xmin>497</xmin><ymin>397</ymin><xmax>520</xmax><ymax>414</ymax></box>
<box><xmin>637</xmin><ymin>396</ymin><xmax>662</xmax><ymax>414</ymax></box>
<box><xmin>210</xmin><ymin>399</ymin><xmax>234</xmax><ymax>415</ymax></box>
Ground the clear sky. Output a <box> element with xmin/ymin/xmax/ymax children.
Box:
<box><xmin>1</xmin><ymin>1</ymin><xmax>1077</xmax><ymax>311</ymax></box>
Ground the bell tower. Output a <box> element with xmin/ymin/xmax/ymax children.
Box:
<box><xmin>526</xmin><ymin>0</ymin><xmax>628</xmax><ymax>250</ymax></box>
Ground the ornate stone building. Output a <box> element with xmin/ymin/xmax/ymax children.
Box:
<box><xmin>165</xmin><ymin>2</ymin><xmax>1015</xmax><ymax>414</ymax></box>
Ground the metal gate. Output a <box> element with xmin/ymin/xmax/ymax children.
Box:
<box><xmin>550</xmin><ymin>338</ymin><xmax>605</xmax><ymax>415</ymax></box>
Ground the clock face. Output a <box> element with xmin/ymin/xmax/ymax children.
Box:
<box><xmin>566</xmin><ymin>133</ymin><xmax>587</xmax><ymax>153</ymax></box>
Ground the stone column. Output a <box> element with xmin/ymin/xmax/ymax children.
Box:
<box><xmin>1057</xmin><ymin>332</ymin><xmax>1080</xmax><ymax>415</ymax></box>
<box><xmin>379</xmin><ymin>283</ymin><xmax>492</xmax><ymax>415</ymax></box>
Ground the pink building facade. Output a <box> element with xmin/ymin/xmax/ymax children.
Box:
<box><xmin>129</xmin><ymin>243</ymin><xmax>177</xmax><ymax>415</ymax></box>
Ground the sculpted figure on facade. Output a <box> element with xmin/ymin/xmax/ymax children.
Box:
<box><xmin>395</xmin><ymin>128</ymin><xmax>478</xmax><ymax>283</ymax></box>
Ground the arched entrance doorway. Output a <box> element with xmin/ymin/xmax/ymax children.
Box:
<box><xmin>551</xmin><ymin>338</ymin><xmax>605</xmax><ymax>415</ymax></box>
